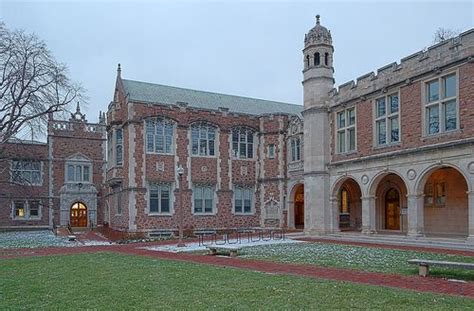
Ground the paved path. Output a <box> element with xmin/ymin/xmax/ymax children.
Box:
<box><xmin>1</xmin><ymin>242</ymin><xmax>474</xmax><ymax>299</ymax></box>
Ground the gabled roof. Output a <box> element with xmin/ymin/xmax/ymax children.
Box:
<box><xmin>122</xmin><ymin>79</ymin><xmax>303</xmax><ymax>116</ymax></box>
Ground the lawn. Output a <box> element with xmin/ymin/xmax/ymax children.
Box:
<box><xmin>1</xmin><ymin>253</ymin><xmax>473</xmax><ymax>310</ymax></box>
<box><xmin>240</xmin><ymin>242</ymin><xmax>474</xmax><ymax>280</ymax></box>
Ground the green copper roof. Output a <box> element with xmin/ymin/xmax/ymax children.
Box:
<box><xmin>122</xmin><ymin>79</ymin><xmax>303</xmax><ymax>116</ymax></box>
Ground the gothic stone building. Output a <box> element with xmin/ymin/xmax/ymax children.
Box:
<box><xmin>0</xmin><ymin>107</ymin><xmax>106</xmax><ymax>230</ymax></box>
<box><xmin>2</xmin><ymin>17</ymin><xmax>474</xmax><ymax>243</ymax></box>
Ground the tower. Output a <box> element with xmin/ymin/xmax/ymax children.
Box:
<box><xmin>302</xmin><ymin>15</ymin><xmax>336</xmax><ymax>235</ymax></box>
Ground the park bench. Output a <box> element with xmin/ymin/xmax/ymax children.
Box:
<box><xmin>408</xmin><ymin>259</ymin><xmax>474</xmax><ymax>277</ymax></box>
<box><xmin>207</xmin><ymin>245</ymin><xmax>242</xmax><ymax>257</ymax></box>
<box><xmin>149</xmin><ymin>229</ymin><xmax>176</xmax><ymax>239</ymax></box>
<box><xmin>68</xmin><ymin>235</ymin><xmax>77</xmax><ymax>241</ymax></box>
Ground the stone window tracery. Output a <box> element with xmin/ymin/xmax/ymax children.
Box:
<box><xmin>146</xmin><ymin>118</ymin><xmax>174</xmax><ymax>154</ymax></box>
<box><xmin>425</xmin><ymin>73</ymin><xmax>458</xmax><ymax>135</ymax></box>
<box><xmin>149</xmin><ymin>183</ymin><xmax>172</xmax><ymax>214</ymax></box>
<box><xmin>375</xmin><ymin>93</ymin><xmax>399</xmax><ymax>146</ymax></box>
<box><xmin>11</xmin><ymin>160</ymin><xmax>42</xmax><ymax>185</ymax></box>
<box><xmin>193</xmin><ymin>185</ymin><xmax>214</xmax><ymax>214</ymax></box>
<box><xmin>234</xmin><ymin>186</ymin><xmax>253</xmax><ymax>214</ymax></box>
<box><xmin>290</xmin><ymin>137</ymin><xmax>301</xmax><ymax>162</ymax></box>
<box><xmin>232</xmin><ymin>128</ymin><xmax>254</xmax><ymax>159</ymax></box>
<box><xmin>336</xmin><ymin>107</ymin><xmax>356</xmax><ymax>153</ymax></box>
<box><xmin>191</xmin><ymin>123</ymin><xmax>216</xmax><ymax>156</ymax></box>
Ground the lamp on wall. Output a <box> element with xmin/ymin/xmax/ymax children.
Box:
<box><xmin>177</xmin><ymin>164</ymin><xmax>185</xmax><ymax>247</ymax></box>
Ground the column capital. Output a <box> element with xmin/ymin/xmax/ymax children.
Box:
<box><xmin>406</xmin><ymin>193</ymin><xmax>424</xmax><ymax>198</ymax></box>
<box><xmin>361</xmin><ymin>195</ymin><xmax>375</xmax><ymax>201</ymax></box>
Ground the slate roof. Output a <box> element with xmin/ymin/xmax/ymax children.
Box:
<box><xmin>122</xmin><ymin>79</ymin><xmax>303</xmax><ymax>116</ymax></box>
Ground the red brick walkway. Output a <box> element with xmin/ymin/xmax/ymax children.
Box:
<box><xmin>1</xmin><ymin>242</ymin><xmax>474</xmax><ymax>299</ymax></box>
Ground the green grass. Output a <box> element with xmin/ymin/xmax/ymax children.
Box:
<box><xmin>1</xmin><ymin>253</ymin><xmax>473</xmax><ymax>310</ymax></box>
<box><xmin>241</xmin><ymin>242</ymin><xmax>474</xmax><ymax>280</ymax></box>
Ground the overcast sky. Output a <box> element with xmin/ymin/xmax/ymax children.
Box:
<box><xmin>1</xmin><ymin>0</ymin><xmax>473</xmax><ymax>123</ymax></box>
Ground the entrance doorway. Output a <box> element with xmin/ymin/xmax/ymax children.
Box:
<box><xmin>294</xmin><ymin>184</ymin><xmax>304</xmax><ymax>229</ymax></box>
<box><xmin>70</xmin><ymin>202</ymin><xmax>88</xmax><ymax>227</ymax></box>
<box><xmin>385</xmin><ymin>188</ymin><xmax>400</xmax><ymax>230</ymax></box>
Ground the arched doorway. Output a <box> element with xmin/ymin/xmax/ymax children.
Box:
<box><xmin>420</xmin><ymin>167</ymin><xmax>468</xmax><ymax>237</ymax></box>
<box><xmin>385</xmin><ymin>188</ymin><xmax>400</xmax><ymax>230</ymax></box>
<box><xmin>294</xmin><ymin>184</ymin><xmax>304</xmax><ymax>229</ymax></box>
<box><xmin>372</xmin><ymin>173</ymin><xmax>408</xmax><ymax>233</ymax></box>
<box><xmin>337</xmin><ymin>178</ymin><xmax>362</xmax><ymax>231</ymax></box>
<box><xmin>70</xmin><ymin>202</ymin><xmax>87</xmax><ymax>227</ymax></box>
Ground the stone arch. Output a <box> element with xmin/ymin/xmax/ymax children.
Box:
<box><xmin>415</xmin><ymin>163</ymin><xmax>472</xmax><ymax>194</ymax></box>
<box><xmin>288</xmin><ymin>183</ymin><xmax>304</xmax><ymax>229</ymax></box>
<box><xmin>368</xmin><ymin>170</ymin><xmax>408</xmax><ymax>232</ymax></box>
<box><xmin>416</xmin><ymin>163</ymin><xmax>470</xmax><ymax>237</ymax></box>
<box><xmin>331</xmin><ymin>176</ymin><xmax>362</xmax><ymax>231</ymax></box>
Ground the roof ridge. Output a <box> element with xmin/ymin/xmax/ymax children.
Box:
<box><xmin>122</xmin><ymin>78</ymin><xmax>301</xmax><ymax>108</ymax></box>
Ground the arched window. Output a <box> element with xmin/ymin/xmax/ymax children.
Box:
<box><xmin>232</xmin><ymin>128</ymin><xmax>254</xmax><ymax>159</ymax></box>
<box><xmin>306</xmin><ymin>55</ymin><xmax>310</xmax><ymax>68</ymax></box>
<box><xmin>191</xmin><ymin>123</ymin><xmax>216</xmax><ymax>156</ymax></box>
<box><xmin>325</xmin><ymin>52</ymin><xmax>329</xmax><ymax>66</ymax></box>
<box><xmin>314</xmin><ymin>52</ymin><xmax>320</xmax><ymax>66</ymax></box>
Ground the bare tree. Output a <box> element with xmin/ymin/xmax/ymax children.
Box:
<box><xmin>433</xmin><ymin>28</ymin><xmax>459</xmax><ymax>44</ymax></box>
<box><xmin>0</xmin><ymin>22</ymin><xmax>83</xmax><ymax>144</ymax></box>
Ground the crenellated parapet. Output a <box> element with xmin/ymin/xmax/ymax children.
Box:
<box><xmin>330</xmin><ymin>29</ymin><xmax>474</xmax><ymax>106</ymax></box>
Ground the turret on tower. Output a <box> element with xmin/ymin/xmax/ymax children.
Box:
<box><xmin>303</xmin><ymin>15</ymin><xmax>335</xmax><ymax>108</ymax></box>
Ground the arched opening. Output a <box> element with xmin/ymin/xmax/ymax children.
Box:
<box><xmin>373</xmin><ymin>173</ymin><xmax>408</xmax><ymax>232</ymax></box>
<box><xmin>306</xmin><ymin>55</ymin><xmax>310</xmax><ymax>68</ymax></box>
<box><xmin>294</xmin><ymin>184</ymin><xmax>304</xmax><ymax>229</ymax></box>
<box><xmin>70</xmin><ymin>202</ymin><xmax>88</xmax><ymax>227</ymax></box>
<box><xmin>324</xmin><ymin>52</ymin><xmax>329</xmax><ymax>66</ymax></box>
<box><xmin>421</xmin><ymin>167</ymin><xmax>468</xmax><ymax>237</ymax></box>
<box><xmin>337</xmin><ymin>178</ymin><xmax>362</xmax><ymax>231</ymax></box>
<box><xmin>314</xmin><ymin>52</ymin><xmax>320</xmax><ymax>66</ymax></box>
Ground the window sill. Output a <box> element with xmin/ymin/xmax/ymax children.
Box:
<box><xmin>231</xmin><ymin>157</ymin><xmax>256</xmax><ymax>161</ymax></box>
<box><xmin>422</xmin><ymin>129</ymin><xmax>461</xmax><ymax>140</ymax></box>
<box><xmin>372</xmin><ymin>142</ymin><xmax>401</xmax><ymax>150</ymax></box>
<box><xmin>148</xmin><ymin>212</ymin><xmax>174</xmax><ymax>217</ymax></box>
<box><xmin>191</xmin><ymin>155</ymin><xmax>217</xmax><ymax>159</ymax></box>
<box><xmin>146</xmin><ymin>152</ymin><xmax>175</xmax><ymax>156</ymax></box>
<box><xmin>335</xmin><ymin>151</ymin><xmax>357</xmax><ymax>156</ymax></box>
<box><xmin>234</xmin><ymin>212</ymin><xmax>254</xmax><ymax>216</ymax></box>
<box><xmin>192</xmin><ymin>212</ymin><xmax>216</xmax><ymax>216</ymax></box>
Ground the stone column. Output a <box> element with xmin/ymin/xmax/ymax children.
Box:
<box><xmin>407</xmin><ymin>193</ymin><xmax>424</xmax><ymax>237</ymax></box>
<box><xmin>329</xmin><ymin>196</ymin><xmax>340</xmax><ymax>233</ymax></box>
<box><xmin>287</xmin><ymin>199</ymin><xmax>295</xmax><ymax>229</ymax></box>
<box><xmin>361</xmin><ymin>196</ymin><xmax>376</xmax><ymax>234</ymax></box>
<box><xmin>467</xmin><ymin>191</ymin><xmax>474</xmax><ymax>244</ymax></box>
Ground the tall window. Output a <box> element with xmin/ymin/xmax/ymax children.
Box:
<box><xmin>324</xmin><ymin>52</ymin><xmax>329</xmax><ymax>66</ymax></box>
<box><xmin>146</xmin><ymin>118</ymin><xmax>174</xmax><ymax>153</ymax></box>
<box><xmin>425</xmin><ymin>73</ymin><xmax>457</xmax><ymax>135</ymax></box>
<box><xmin>12</xmin><ymin>160</ymin><xmax>41</xmax><ymax>185</ymax></box>
<box><xmin>191</xmin><ymin>123</ymin><xmax>216</xmax><ymax>156</ymax></box>
<box><xmin>268</xmin><ymin>144</ymin><xmax>275</xmax><ymax>159</ymax></box>
<box><xmin>149</xmin><ymin>184</ymin><xmax>171</xmax><ymax>214</ymax></box>
<box><xmin>12</xmin><ymin>200</ymin><xmax>41</xmax><ymax>220</ymax></box>
<box><xmin>107</xmin><ymin>132</ymin><xmax>113</xmax><ymax>167</ymax></box>
<box><xmin>314</xmin><ymin>52</ymin><xmax>320</xmax><ymax>66</ymax></box>
<box><xmin>340</xmin><ymin>189</ymin><xmax>349</xmax><ymax>214</ymax></box>
<box><xmin>232</xmin><ymin>128</ymin><xmax>254</xmax><ymax>159</ymax></box>
<box><xmin>290</xmin><ymin>137</ymin><xmax>301</xmax><ymax>162</ymax></box>
<box><xmin>375</xmin><ymin>93</ymin><xmax>400</xmax><ymax>145</ymax></box>
<box><xmin>194</xmin><ymin>185</ymin><xmax>214</xmax><ymax>214</ymax></box>
<box><xmin>336</xmin><ymin>108</ymin><xmax>356</xmax><ymax>153</ymax></box>
<box><xmin>116</xmin><ymin>128</ymin><xmax>123</xmax><ymax>166</ymax></box>
<box><xmin>67</xmin><ymin>164</ymin><xmax>91</xmax><ymax>182</ymax></box>
<box><xmin>234</xmin><ymin>187</ymin><xmax>253</xmax><ymax>214</ymax></box>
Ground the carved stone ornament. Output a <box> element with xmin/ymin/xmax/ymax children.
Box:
<box><xmin>407</xmin><ymin>169</ymin><xmax>417</xmax><ymax>180</ymax></box>
<box><xmin>361</xmin><ymin>175</ymin><xmax>369</xmax><ymax>185</ymax></box>
<box><xmin>240</xmin><ymin>166</ymin><xmax>248</xmax><ymax>176</ymax></box>
<box><xmin>468</xmin><ymin>162</ymin><xmax>474</xmax><ymax>174</ymax></box>
<box><xmin>201</xmin><ymin>166</ymin><xmax>208</xmax><ymax>173</ymax></box>
<box><xmin>156</xmin><ymin>162</ymin><xmax>165</xmax><ymax>172</ymax></box>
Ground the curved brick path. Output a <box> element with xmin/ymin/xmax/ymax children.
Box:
<box><xmin>1</xmin><ymin>241</ymin><xmax>474</xmax><ymax>299</ymax></box>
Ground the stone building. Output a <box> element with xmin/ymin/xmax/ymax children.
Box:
<box><xmin>2</xmin><ymin>16</ymin><xmax>473</xmax><ymax>243</ymax></box>
<box><xmin>302</xmin><ymin>16</ymin><xmax>474</xmax><ymax>242</ymax></box>
<box><xmin>0</xmin><ymin>105</ymin><xmax>106</xmax><ymax>229</ymax></box>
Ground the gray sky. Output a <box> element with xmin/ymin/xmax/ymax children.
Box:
<box><xmin>1</xmin><ymin>0</ymin><xmax>473</xmax><ymax>123</ymax></box>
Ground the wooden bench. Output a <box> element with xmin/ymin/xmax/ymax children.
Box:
<box><xmin>207</xmin><ymin>245</ymin><xmax>242</xmax><ymax>257</ymax></box>
<box><xmin>67</xmin><ymin>235</ymin><xmax>77</xmax><ymax>241</ymax></box>
<box><xmin>408</xmin><ymin>259</ymin><xmax>474</xmax><ymax>277</ymax></box>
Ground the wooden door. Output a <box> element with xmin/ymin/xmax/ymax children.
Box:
<box><xmin>70</xmin><ymin>202</ymin><xmax>87</xmax><ymax>227</ymax></box>
<box><xmin>294</xmin><ymin>185</ymin><xmax>304</xmax><ymax>228</ymax></box>
<box><xmin>385</xmin><ymin>189</ymin><xmax>400</xmax><ymax>230</ymax></box>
